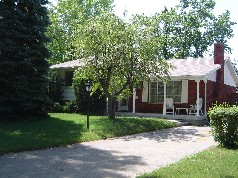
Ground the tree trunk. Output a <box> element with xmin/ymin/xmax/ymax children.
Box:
<box><xmin>107</xmin><ymin>96</ymin><xmax>117</xmax><ymax>119</ymax></box>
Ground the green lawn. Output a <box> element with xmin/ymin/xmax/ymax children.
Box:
<box><xmin>138</xmin><ymin>146</ymin><xmax>238</xmax><ymax>178</ymax></box>
<box><xmin>0</xmin><ymin>113</ymin><xmax>176</xmax><ymax>155</ymax></box>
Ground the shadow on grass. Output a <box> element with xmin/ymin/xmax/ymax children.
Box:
<box><xmin>0</xmin><ymin>115</ymin><xmax>84</xmax><ymax>155</ymax></box>
<box><xmin>90</xmin><ymin>117</ymin><xmax>176</xmax><ymax>139</ymax></box>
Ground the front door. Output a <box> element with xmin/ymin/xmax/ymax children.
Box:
<box><xmin>118</xmin><ymin>98</ymin><xmax>128</xmax><ymax>111</ymax></box>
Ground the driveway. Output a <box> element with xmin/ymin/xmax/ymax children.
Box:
<box><xmin>0</xmin><ymin>126</ymin><xmax>216</xmax><ymax>178</ymax></box>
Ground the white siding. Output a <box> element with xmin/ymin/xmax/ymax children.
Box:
<box><xmin>207</xmin><ymin>71</ymin><xmax>217</xmax><ymax>82</ymax></box>
<box><xmin>224</xmin><ymin>63</ymin><xmax>236</xmax><ymax>87</ymax></box>
<box><xmin>62</xmin><ymin>86</ymin><xmax>76</xmax><ymax>100</ymax></box>
<box><xmin>181</xmin><ymin>80</ymin><xmax>188</xmax><ymax>103</ymax></box>
<box><xmin>142</xmin><ymin>82</ymin><xmax>149</xmax><ymax>102</ymax></box>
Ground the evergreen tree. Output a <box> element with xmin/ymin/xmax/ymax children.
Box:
<box><xmin>0</xmin><ymin>0</ymin><xmax>50</xmax><ymax>119</ymax></box>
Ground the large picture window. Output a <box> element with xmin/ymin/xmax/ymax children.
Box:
<box><xmin>150</xmin><ymin>81</ymin><xmax>182</xmax><ymax>102</ymax></box>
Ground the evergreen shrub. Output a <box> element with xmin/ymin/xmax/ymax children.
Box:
<box><xmin>0</xmin><ymin>0</ymin><xmax>50</xmax><ymax>119</ymax></box>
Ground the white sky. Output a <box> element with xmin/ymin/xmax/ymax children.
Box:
<box><xmin>113</xmin><ymin>0</ymin><xmax>238</xmax><ymax>61</ymax></box>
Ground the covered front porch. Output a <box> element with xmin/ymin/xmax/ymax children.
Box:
<box><xmin>128</xmin><ymin>77</ymin><xmax>211</xmax><ymax>116</ymax></box>
<box><xmin>116</xmin><ymin>111</ymin><xmax>208</xmax><ymax>126</ymax></box>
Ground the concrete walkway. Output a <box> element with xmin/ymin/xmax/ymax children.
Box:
<box><xmin>0</xmin><ymin>126</ymin><xmax>216</xmax><ymax>178</ymax></box>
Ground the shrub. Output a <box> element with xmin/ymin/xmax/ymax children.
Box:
<box><xmin>48</xmin><ymin>70</ymin><xmax>64</xmax><ymax>103</ymax></box>
<box><xmin>208</xmin><ymin>103</ymin><xmax>238</xmax><ymax>148</ymax></box>
<box><xmin>63</xmin><ymin>100</ymin><xmax>77</xmax><ymax>113</ymax></box>
<box><xmin>73</xmin><ymin>78</ymin><xmax>106</xmax><ymax>115</ymax></box>
<box><xmin>49</xmin><ymin>102</ymin><xmax>64</xmax><ymax>113</ymax></box>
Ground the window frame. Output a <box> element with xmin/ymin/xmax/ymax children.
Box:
<box><xmin>149</xmin><ymin>81</ymin><xmax>182</xmax><ymax>103</ymax></box>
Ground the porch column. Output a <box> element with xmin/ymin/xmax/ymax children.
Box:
<box><xmin>204</xmin><ymin>79</ymin><xmax>207</xmax><ymax>114</ymax></box>
<box><xmin>163</xmin><ymin>82</ymin><xmax>167</xmax><ymax>115</ymax></box>
<box><xmin>132</xmin><ymin>87</ymin><xmax>136</xmax><ymax>113</ymax></box>
<box><xmin>196</xmin><ymin>80</ymin><xmax>200</xmax><ymax>116</ymax></box>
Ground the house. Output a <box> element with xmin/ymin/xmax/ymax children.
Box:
<box><xmin>50</xmin><ymin>60</ymin><xmax>84</xmax><ymax>100</ymax></box>
<box><xmin>51</xmin><ymin>43</ymin><xmax>238</xmax><ymax>115</ymax></box>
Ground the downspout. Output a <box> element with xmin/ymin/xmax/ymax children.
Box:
<box><xmin>204</xmin><ymin>79</ymin><xmax>207</xmax><ymax>114</ymax></box>
<box><xmin>132</xmin><ymin>87</ymin><xmax>136</xmax><ymax>113</ymax></box>
<box><xmin>163</xmin><ymin>82</ymin><xmax>167</xmax><ymax>115</ymax></box>
<box><xmin>196</xmin><ymin>80</ymin><xmax>200</xmax><ymax>116</ymax></box>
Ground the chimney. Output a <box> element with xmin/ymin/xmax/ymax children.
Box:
<box><xmin>214</xmin><ymin>42</ymin><xmax>224</xmax><ymax>65</ymax></box>
<box><xmin>214</xmin><ymin>42</ymin><xmax>225</xmax><ymax>103</ymax></box>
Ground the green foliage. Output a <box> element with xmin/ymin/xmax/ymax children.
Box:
<box><xmin>74</xmin><ymin>13</ymin><xmax>171</xmax><ymax>119</ymax></box>
<box><xmin>73</xmin><ymin>78</ymin><xmax>106</xmax><ymax>115</ymax></box>
<box><xmin>47</xmin><ymin>0</ymin><xmax>114</xmax><ymax>64</ymax></box>
<box><xmin>63</xmin><ymin>100</ymin><xmax>77</xmax><ymax>113</ymax></box>
<box><xmin>150</xmin><ymin>0</ymin><xmax>236</xmax><ymax>59</ymax></box>
<box><xmin>0</xmin><ymin>113</ymin><xmax>176</xmax><ymax>155</ymax></box>
<box><xmin>48</xmin><ymin>70</ymin><xmax>64</xmax><ymax>103</ymax></box>
<box><xmin>138</xmin><ymin>147</ymin><xmax>238</xmax><ymax>178</ymax></box>
<box><xmin>48</xmin><ymin>102</ymin><xmax>64</xmax><ymax>113</ymax></box>
<box><xmin>0</xmin><ymin>0</ymin><xmax>51</xmax><ymax>119</ymax></box>
<box><xmin>208</xmin><ymin>103</ymin><xmax>238</xmax><ymax>148</ymax></box>
<box><xmin>47</xmin><ymin>0</ymin><xmax>171</xmax><ymax>119</ymax></box>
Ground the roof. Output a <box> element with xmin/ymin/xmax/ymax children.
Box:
<box><xmin>50</xmin><ymin>60</ymin><xmax>83</xmax><ymax>69</ymax></box>
<box><xmin>167</xmin><ymin>57</ymin><xmax>223</xmax><ymax>80</ymax></box>
<box><xmin>50</xmin><ymin>56</ymin><xmax>238</xmax><ymax>83</ymax></box>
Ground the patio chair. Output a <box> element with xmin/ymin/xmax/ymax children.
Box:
<box><xmin>189</xmin><ymin>98</ymin><xmax>203</xmax><ymax>115</ymax></box>
<box><xmin>165</xmin><ymin>98</ymin><xmax>174</xmax><ymax>115</ymax></box>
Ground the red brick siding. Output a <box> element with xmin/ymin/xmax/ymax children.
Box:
<box><xmin>188</xmin><ymin>80</ymin><xmax>205</xmax><ymax>104</ymax></box>
<box><xmin>128</xmin><ymin>80</ymin><xmax>236</xmax><ymax>113</ymax></box>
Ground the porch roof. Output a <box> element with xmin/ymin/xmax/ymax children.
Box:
<box><xmin>167</xmin><ymin>57</ymin><xmax>226</xmax><ymax>80</ymax></box>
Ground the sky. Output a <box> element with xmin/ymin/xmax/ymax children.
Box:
<box><xmin>112</xmin><ymin>0</ymin><xmax>238</xmax><ymax>61</ymax></box>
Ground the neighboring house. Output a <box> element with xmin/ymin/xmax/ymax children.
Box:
<box><xmin>51</xmin><ymin>43</ymin><xmax>238</xmax><ymax>115</ymax></box>
<box><xmin>50</xmin><ymin>60</ymin><xmax>84</xmax><ymax>100</ymax></box>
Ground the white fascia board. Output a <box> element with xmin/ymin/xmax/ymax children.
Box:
<box><xmin>149</xmin><ymin>75</ymin><xmax>206</xmax><ymax>81</ymax></box>
<box><xmin>170</xmin><ymin>76</ymin><xmax>205</xmax><ymax>81</ymax></box>
<box><xmin>50</xmin><ymin>67</ymin><xmax>76</xmax><ymax>70</ymax></box>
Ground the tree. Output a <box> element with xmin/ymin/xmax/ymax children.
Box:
<box><xmin>47</xmin><ymin>0</ymin><xmax>114</xmax><ymax>64</ymax></box>
<box><xmin>151</xmin><ymin>0</ymin><xmax>236</xmax><ymax>59</ymax></box>
<box><xmin>0</xmin><ymin>0</ymin><xmax>50</xmax><ymax>119</ymax></box>
<box><xmin>149</xmin><ymin>8</ymin><xmax>180</xmax><ymax>60</ymax></box>
<box><xmin>74</xmin><ymin>13</ymin><xmax>170</xmax><ymax>119</ymax></box>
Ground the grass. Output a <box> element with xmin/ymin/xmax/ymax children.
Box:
<box><xmin>0</xmin><ymin>113</ymin><xmax>176</xmax><ymax>155</ymax></box>
<box><xmin>138</xmin><ymin>146</ymin><xmax>238</xmax><ymax>178</ymax></box>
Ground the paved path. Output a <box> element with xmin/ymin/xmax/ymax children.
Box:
<box><xmin>0</xmin><ymin>126</ymin><xmax>216</xmax><ymax>178</ymax></box>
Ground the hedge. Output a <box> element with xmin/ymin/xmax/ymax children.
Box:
<box><xmin>208</xmin><ymin>103</ymin><xmax>238</xmax><ymax>148</ymax></box>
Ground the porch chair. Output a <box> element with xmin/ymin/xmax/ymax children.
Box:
<box><xmin>189</xmin><ymin>98</ymin><xmax>203</xmax><ymax>115</ymax></box>
<box><xmin>165</xmin><ymin>98</ymin><xmax>174</xmax><ymax>115</ymax></box>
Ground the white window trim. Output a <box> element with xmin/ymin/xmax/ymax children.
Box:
<box><xmin>149</xmin><ymin>80</ymin><xmax>185</xmax><ymax>103</ymax></box>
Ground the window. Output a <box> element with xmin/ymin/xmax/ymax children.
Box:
<box><xmin>150</xmin><ymin>81</ymin><xmax>182</xmax><ymax>102</ymax></box>
<box><xmin>65</xmin><ymin>71</ymin><xmax>74</xmax><ymax>86</ymax></box>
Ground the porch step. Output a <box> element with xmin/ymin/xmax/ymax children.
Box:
<box><xmin>166</xmin><ymin>119</ymin><xmax>191</xmax><ymax>127</ymax></box>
